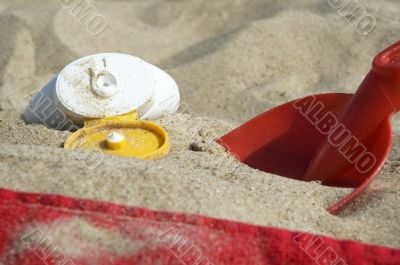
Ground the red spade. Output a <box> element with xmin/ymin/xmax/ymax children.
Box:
<box><xmin>218</xmin><ymin>40</ymin><xmax>400</xmax><ymax>214</ymax></box>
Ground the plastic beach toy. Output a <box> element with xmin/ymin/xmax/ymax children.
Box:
<box><xmin>218</xmin><ymin>40</ymin><xmax>400</xmax><ymax>214</ymax></box>
<box><xmin>23</xmin><ymin>53</ymin><xmax>180</xmax><ymax>126</ymax></box>
<box><xmin>64</xmin><ymin>111</ymin><xmax>170</xmax><ymax>159</ymax></box>
<box><xmin>23</xmin><ymin>53</ymin><xmax>179</xmax><ymax>159</ymax></box>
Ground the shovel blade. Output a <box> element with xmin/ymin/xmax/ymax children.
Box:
<box><xmin>218</xmin><ymin>93</ymin><xmax>392</xmax><ymax>187</ymax></box>
<box><xmin>218</xmin><ymin>93</ymin><xmax>393</xmax><ymax>213</ymax></box>
<box><xmin>218</xmin><ymin>93</ymin><xmax>353</xmax><ymax>181</ymax></box>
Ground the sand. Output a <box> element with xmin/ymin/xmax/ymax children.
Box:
<box><xmin>0</xmin><ymin>0</ymin><xmax>399</xmax><ymax>252</ymax></box>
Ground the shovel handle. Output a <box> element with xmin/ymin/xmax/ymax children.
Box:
<box><xmin>338</xmin><ymin>40</ymin><xmax>400</xmax><ymax>135</ymax></box>
<box><xmin>372</xmin><ymin>40</ymin><xmax>400</xmax><ymax>112</ymax></box>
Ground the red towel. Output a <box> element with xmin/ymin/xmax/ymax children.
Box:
<box><xmin>0</xmin><ymin>188</ymin><xmax>398</xmax><ymax>265</ymax></box>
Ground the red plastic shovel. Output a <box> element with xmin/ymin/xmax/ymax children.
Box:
<box><xmin>218</xmin><ymin>40</ymin><xmax>400</xmax><ymax>214</ymax></box>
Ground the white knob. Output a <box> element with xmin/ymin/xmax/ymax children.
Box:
<box><xmin>92</xmin><ymin>71</ymin><xmax>118</xmax><ymax>98</ymax></box>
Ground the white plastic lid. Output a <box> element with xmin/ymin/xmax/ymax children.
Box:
<box><xmin>23</xmin><ymin>53</ymin><xmax>180</xmax><ymax>130</ymax></box>
<box><xmin>55</xmin><ymin>53</ymin><xmax>155</xmax><ymax>118</ymax></box>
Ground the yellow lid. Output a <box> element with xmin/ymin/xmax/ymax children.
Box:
<box><xmin>64</xmin><ymin>112</ymin><xmax>170</xmax><ymax>160</ymax></box>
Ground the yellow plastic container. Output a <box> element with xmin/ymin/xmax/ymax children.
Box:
<box><xmin>64</xmin><ymin>112</ymin><xmax>170</xmax><ymax>160</ymax></box>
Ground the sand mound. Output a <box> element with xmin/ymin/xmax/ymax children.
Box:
<box><xmin>0</xmin><ymin>0</ymin><xmax>399</xmax><ymax>249</ymax></box>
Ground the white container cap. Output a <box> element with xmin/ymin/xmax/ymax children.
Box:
<box><xmin>56</xmin><ymin>53</ymin><xmax>155</xmax><ymax>119</ymax></box>
<box><xmin>23</xmin><ymin>53</ymin><xmax>180</xmax><ymax>129</ymax></box>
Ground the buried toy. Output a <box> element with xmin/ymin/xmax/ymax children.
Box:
<box><xmin>23</xmin><ymin>53</ymin><xmax>180</xmax><ymax>159</ymax></box>
<box><xmin>218</xmin><ymin>40</ymin><xmax>400</xmax><ymax>214</ymax></box>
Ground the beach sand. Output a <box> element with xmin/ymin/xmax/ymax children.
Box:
<box><xmin>0</xmin><ymin>0</ymin><xmax>399</xmax><ymax>251</ymax></box>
